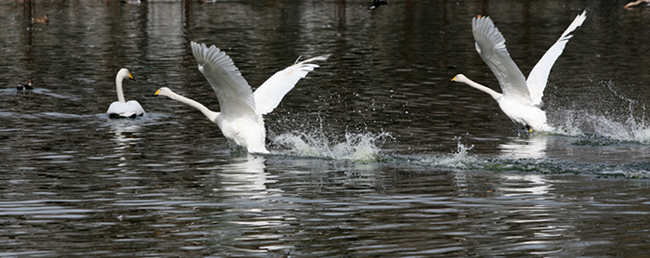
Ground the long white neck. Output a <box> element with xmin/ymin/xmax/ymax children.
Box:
<box><xmin>115</xmin><ymin>73</ymin><xmax>126</xmax><ymax>103</ymax></box>
<box><xmin>458</xmin><ymin>76</ymin><xmax>502</xmax><ymax>100</ymax></box>
<box><xmin>165</xmin><ymin>90</ymin><xmax>220</xmax><ymax>122</ymax></box>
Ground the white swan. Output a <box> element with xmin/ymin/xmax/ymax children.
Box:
<box><xmin>154</xmin><ymin>41</ymin><xmax>328</xmax><ymax>154</ymax></box>
<box><xmin>453</xmin><ymin>11</ymin><xmax>587</xmax><ymax>132</ymax></box>
<box><xmin>106</xmin><ymin>68</ymin><xmax>146</xmax><ymax>118</ymax></box>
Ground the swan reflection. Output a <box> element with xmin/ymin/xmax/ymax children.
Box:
<box><xmin>110</xmin><ymin>120</ymin><xmax>143</xmax><ymax>147</ymax></box>
<box><xmin>213</xmin><ymin>155</ymin><xmax>292</xmax><ymax>251</ymax></box>
<box><xmin>499</xmin><ymin>136</ymin><xmax>548</xmax><ymax>160</ymax></box>
<box><xmin>498</xmin><ymin>174</ymin><xmax>552</xmax><ymax>196</ymax></box>
<box><xmin>216</xmin><ymin>155</ymin><xmax>270</xmax><ymax>195</ymax></box>
<box><xmin>108</xmin><ymin>119</ymin><xmax>144</xmax><ymax>169</ymax></box>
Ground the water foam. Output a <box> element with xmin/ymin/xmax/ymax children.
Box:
<box><xmin>270</xmin><ymin>129</ymin><xmax>391</xmax><ymax>162</ymax></box>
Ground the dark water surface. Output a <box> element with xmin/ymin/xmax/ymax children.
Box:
<box><xmin>3</xmin><ymin>0</ymin><xmax>650</xmax><ymax>257</ymax></box>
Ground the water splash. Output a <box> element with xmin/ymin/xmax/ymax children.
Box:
<box><xmin>385</xmin><ymin>138</ymin><xmax>477</xmax><ymax>169</ymax></box>
<box><xmin>551</xmin><ymin>80</ymin><xmax>650</xmax><ymax>144</ymax></box>
<box><xmin>270</xmin><ymin>129</ymin><xmax>391</xmax><ymax>162</ymax></box>
<box><xmin>423</xmin><ymin>139</ymin><xmax>476</xmax><ymax>168</ymax></box>
<box><xmin>553</xmin><ymin>110</ymin><xmax>650</xmax><ymax>144</ymax></box>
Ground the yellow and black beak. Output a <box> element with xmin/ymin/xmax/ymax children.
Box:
<box><xmin>128</xmin><ymin>73</ymin><xmax>136</xmax><ymax>81</ymax></box>
<box><xmin>451</xmin><ymin>76</ymin><xmax>457</xmax><ymax>82</ymax></box>
<box><xmin>152</xmin><ymin>89</ymin><xmax>161</xmax><ymax>97</ymax></box>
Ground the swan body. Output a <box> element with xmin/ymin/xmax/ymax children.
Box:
<box><xmin>453</xmin><ymin>11</ymin><xmax>587</xmax><ymax>132</ymax></box>
<box><xmin>107</xmin><ymin>68</ymin><xmax>145</xmax><ymax>118</ymax></box>
<box><xmin>154</xmin><ymin>41</ymin><xmax>328</xmax><ymax>154</ymax></box>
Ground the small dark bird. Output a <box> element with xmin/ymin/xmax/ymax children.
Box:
<box><xmin>369</xmin><ymin>0</ymin><xmax>388</xmax><ymax>10</ymax></box>
<box><xmin>32</xmin><ymin>14</ymin><xmax>48</xmax><ymax>24</ymax></box>
<box><xmin>17</xmin><ymin>79</ymin><xmax>34</xmax><ymax>91</ymax></box>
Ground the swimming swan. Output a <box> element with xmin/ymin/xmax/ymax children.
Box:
<box><xmin>107</xmin><ymin>68</ymin><xmax>146</xmax><ymax>118</ymax></box>
<box><xmin>153</xmin><ymin>41</ymin><xmax>328</xmax><ymax>154</ymax></box>
<box><xmin>453</xmin><ymin>10</ymin><xmax>587</xmax><ymax>132</ymax></box>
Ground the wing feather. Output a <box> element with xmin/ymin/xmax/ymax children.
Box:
<box><xmin>527</xmin><ymin>10</ymin><xmax>587</xmax><ymax>107</ymax></box>
<box><xmin>190</xmin><ymin>41</ymin><xmax>256</xmax><ymax>117</ymax></box>
<box><xmin>253</xmin><ymin>55</ymin><xmax>329</xmax><ymax>115</ymax></box>
<box><xmin>472</xmin><ymin>16</ymin><xmax>531</xmax><ymax>104</ymax></box>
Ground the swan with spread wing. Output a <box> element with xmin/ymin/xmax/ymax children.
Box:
<box><xmin>453</xmin><ymin>11</ymin><xmax>587</xmax><ymax>132</ymax></box>
<box><xmin>154</xmin><ymin>42</ymin><xmax>328</xmax><ymax>154</ymax></box>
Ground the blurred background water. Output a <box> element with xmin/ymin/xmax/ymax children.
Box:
<box><xmin>2</xmin><ymin>0</ymin><xmax>650</xmax><ymax>257</ymax></box>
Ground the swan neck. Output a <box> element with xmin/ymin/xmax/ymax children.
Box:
<box><xmin>116</xmin><ymin>74</ymin><xmax>126</xmax><ymax>103</ymax></box>
<box><xmin>462</xmin><ymin>77</ymin><xmax>502</xmax><ymax>100</ymax></box>
<box><xmin>167</xmin><ymin>91</ymin><xmax>219</xmax><ymax>122</ymax></box>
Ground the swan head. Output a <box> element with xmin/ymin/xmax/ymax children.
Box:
<box><xmin>451</xmin><ymin>74</ymin><xmax>469</xmax><ymax>84</ymax></box>
<box><xmin>117</xmin><ymin>68</ymin><xmax>136</xmax><ymax>82</ymax></box>
<box><xmin>153</xmin><ymin>87</ymin><xmax>173</xmax><ymax>97</ymax></box>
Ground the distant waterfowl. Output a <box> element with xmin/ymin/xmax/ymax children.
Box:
<box><xmin>107</xmin><ymin>68</ymin><xmax>145</xmax><ymax>118</ymax></box>
<box><xmin>452</xmin><ymin>11</ymin><xmax>587</xmax><ymax>132</ymax></box>
<box><xmin>153</xmin><ymin>41</ymin><xmax>328</xmax><ymax>154</ymax></box>
<box><xmin>17</xmin><ymin>79</ymin><xmax>34</xmax><ymax>91</ymax></box>
<box><xmin>369</xmin><ymin>0</ymin><xmax>388</xmax><ymax>10</ymax></box>
<box><xmin>625</xmin><ymin>0</ymin><xmax>650</xmax><ymax>8</ymax></box>
<box><xmin>32</xmin><ymin>14</ymin><xmax>48</xmax><ymax>24</ymax></box>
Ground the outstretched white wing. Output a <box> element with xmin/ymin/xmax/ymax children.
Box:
<box><xmin>253</xmin><ymin>55</ymin><xmax>329</xmax><ymax>115</ymax></box>
<box><xmin>526</xmin><ymin>10</ymin><xmax>587</xmax><ymax>107</ymax></box>
<box><xmin>190</xmin><ymin>41</ymin><xmax>256</xmax><ymax>117</ymax></box>
<box><xmin>472</xmin><ymin>16</ymin><xmax>531</xmax><ymax>104</ymax></box>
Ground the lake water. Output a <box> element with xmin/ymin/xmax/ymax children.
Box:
<box><xmin>2</xmin><ymin>0</ymin><xmax>650</xmax><ymax>257</ymax></box>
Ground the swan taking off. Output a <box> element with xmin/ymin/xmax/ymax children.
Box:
<box><xmin>154</xmin><ymin>41</ymin><xmax>328</xmax><ymax>154</ymax></box>
<box><xmin>107</xmin><ymin>68</ymin><xmax>146</xmax><ymax>118</ymax></box>
<box><xmin>453</xmin><ymin>11</ymin><xmax>587</xmax><ymax>132</ymax></box>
